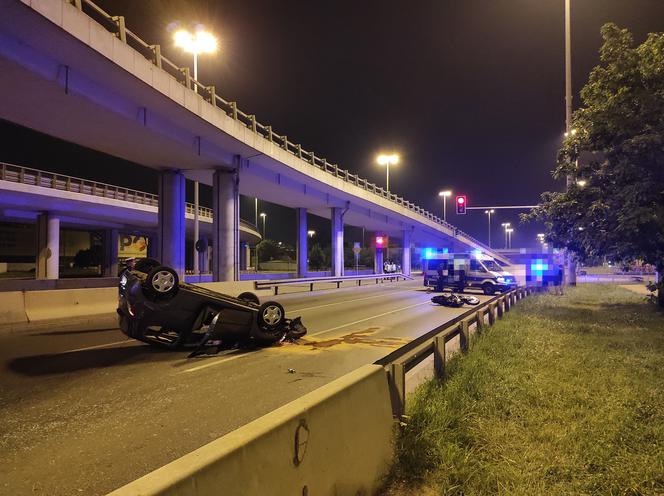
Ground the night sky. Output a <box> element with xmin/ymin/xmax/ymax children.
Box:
<box><xmin>2</xmin><ymin>0</ymin><xmax>664</xmax><ymax>248</ymax></box>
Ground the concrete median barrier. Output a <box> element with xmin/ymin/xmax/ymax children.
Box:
<box><xmin>0</xmin><ymin>291</ymin><xmax>28</xmax><ymax>324</ymax></box>
<box><xmin>23</xmin><ymin>287</ymin><xmax>117</xmax><ymax>322</ymax></box>
<box><xmin>107</xmin><ymin>364</ymin><xmax>394</xmax><ymax>496</ymax></box>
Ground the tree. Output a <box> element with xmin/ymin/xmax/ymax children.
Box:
<box><xmin>308</xmin><ymin>243</ymin><xmax>326</xmax><ymax>270</ymax></box>
<box><xmin>525</xmin><ymin>24</ymin><xmax>664</xmax><ymax>306</ymax></box>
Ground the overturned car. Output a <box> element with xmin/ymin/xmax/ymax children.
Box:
<box><xmin>118</xmin><ymin>258</ymin><xmax>306</xmax><ymax>354</ymax></box>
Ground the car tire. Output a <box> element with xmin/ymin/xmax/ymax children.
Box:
<box><xmin>257</xmin><ymin>301</ymin><xmax>285</xmax><ymax>331</ymax></box>
<box><xmin>482</xmin><ymin>282</ymin><xmax>496</xmax><ymax>295</ymax></box>
<box><xmin>237</xmin><ymin>292</ymin><xmax>260</xmax><ymax>305</ymax></box>
<box><xmin>144</xmin><ymin>266</ymin><xmax>179</xmax><ymax>299</ymax></box>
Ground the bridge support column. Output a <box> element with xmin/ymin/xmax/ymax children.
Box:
<box><xmin>331</xmin><ymin>207</ymin><xmax>344</xmax><ymax>277</ymax></box>
<box><xmin>240</xmin><ymin>242</ymin><xmax>249</xmax><ymax>271</ymax></box>
<box><xmin>212</xmin><ymin>164</ymin><xmax>239</xmax><ymax>281</ymax></box>
<box><xmin>401</xmin><ymin>230</ymin><xmax>411</xmax><ymax>276</ymax></box>
<box><xmin>35</xmin><ymin>213</ymin><xmax>59</xmax><ymax>280</ymax></box>
<box><xmin>103</xmin><ymin>229</ymin><xmax>119</xmax><ymax>277</ymax></box>
<box><xmin>374</xmin><ymin>246</ymin><xmax>384</xmax><ymax>274</ymax></box>
<box><xmin>296</xmin><ymin>208</ymin><xmax>308</xmax><ymax>277</ymax></box>
<box><xmin>158</xmin><ymin>170</ymin><xmax>186</xmax><ymax>278</ymax></box>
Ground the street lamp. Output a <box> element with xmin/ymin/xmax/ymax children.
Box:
<box><xmin>484</xmin><ymin>209</ymin><xmax>495</xmax><ymax>247</ymax></box>
<box><xmin>576</xmin><ymin>179</ymin><xmax>587</xmax><ymax>187</ymax></box>
<box><xmin>506</xmin><ymin>228</ymin><xmax>514</xmax><ymax>249</ymax></box>
<box><xmin>259</xmin><ymin>212</ymin><xmax>267</xmax><ymax>239</ymax></box>
<box><xmin>376</xmin><ymin>154</ymin><xmax>399</xmax><ymax>191</ymax></box>
<box><xmin>174</xmin><ymin>28</ymin><xmax>218</xmax><ymax>93</ymax></box>
<box><xmin>438</xmin><ymin>190</ymin><xmax>452</xmax><ymax>221</ymax></box>
<box><xmin>307</xmin><ymin>230</ymin><xmax>316</xmax><ymax>238</ymax></box>
<box><xmin>501</xmin><ymin>222</ymin><xmax>511</xmax><ymax>249</ymax></box>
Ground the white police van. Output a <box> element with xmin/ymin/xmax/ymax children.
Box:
<box><xmin>423</xmin><ymin>251</ymin><xmax>516</xmax><ymax>295</ymax></box>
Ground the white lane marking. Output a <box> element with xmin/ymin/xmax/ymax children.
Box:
<box><xmin>292</xmin><ymin>288</ymin><xmax>414</xmax><ymax>313</ymax></box>
<box><xmin>309</xmin><ymin>300</ymin><xmax>432</xmax><ymax>337</ymax></box>
<box><xmin>63</xmin><ymin>339</ymin><xmax>133</xmax><ymax>353</ymax></box>
<box><xmin>179</xmin><ymin>351</ymin><xmax>258</xmax><ymax>374</ymax></box>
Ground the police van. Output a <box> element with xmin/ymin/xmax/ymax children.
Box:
<box><xmin>423</xmin><ymin>251</ymin><xmax>517</xmax><ymax>295</ymax></box>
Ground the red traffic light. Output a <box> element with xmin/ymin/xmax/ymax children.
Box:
<box><xmin>375</xmin><ymin>235</ymin><xmax>386</xmax><ymax>248</ymax></box>
<box><xmin>456</xmin><ymin>195</ymin><xmax>467</xmax><ymax>214</ymax></box>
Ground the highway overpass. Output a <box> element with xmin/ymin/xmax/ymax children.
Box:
<box><xmin>0</xmin><ymin>0</ymin><xmax>507</xmax><ymax>283</ymax></box>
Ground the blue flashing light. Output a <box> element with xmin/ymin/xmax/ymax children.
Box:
<box><xmin>530</xmin><ymin>259</ymin><xmax>549</xmax><ymax>275</ymax></box>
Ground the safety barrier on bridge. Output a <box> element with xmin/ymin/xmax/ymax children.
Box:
<box><xmin>376</xmin><ymin>287</ymin><xmax>538</xmax><ymax>417</ymax></box>
<box><xmin>57</xmin><ymin>0</ymin><xmax>493</xmax><ymax>255</ymax></box>
<box><xmin>254</xmin><ymin>272</ymin><xmax>414</xmax><ymax>295</ymax></box>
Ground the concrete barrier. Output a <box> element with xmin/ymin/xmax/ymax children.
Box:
<box><xmin>108</xmin><ymin>364</ymin><xmax>394</xmax><ymax>496</ymax></box>
<box><xmin>0</xmin><ymin>291</ymin><xmax>28</xmax><ymax>324</ymax></box>
<box><xmin>23</xmin><ymin>287</ymin><xmax>117</xmax><ymax>322</ymax></box>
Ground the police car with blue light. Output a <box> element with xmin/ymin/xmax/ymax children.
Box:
<box><xmin>422</xmin><ymin>250</ymin><xmax>517</xmax><ymax>295</ymax></box>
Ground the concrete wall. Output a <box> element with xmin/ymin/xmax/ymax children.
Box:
<box><xmin>108</xmin><ymin>364</ymin><xmax>394</xmax><ymax>496</ymax></box>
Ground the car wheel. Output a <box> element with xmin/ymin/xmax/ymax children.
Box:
<box><xmin>237</xmin><ymin>292</ymin><xmax>260</xmax><ymax>305</ymax></box>
<box><xmin>145</xmin><ymin>266</ymin><xmax>179</xmax><ymax>299</ymax></box>
<box><xmin>482</xmin><ymin>282</ymin><xmax>495</xmax><ymax>295</ymax></box>
<box><xmin>257</xmin><ymin>301</ymin><xmax>285</xmax><ymax>331</ymax></box>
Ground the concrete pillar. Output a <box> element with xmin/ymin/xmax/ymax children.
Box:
<box><xmin>401</xmin><ymin>230</ymin><xmax>411</xmax><ymax>276</ymax></box>
<box><xmin>240</xmin><ymin>242</ymin><xmax>249</xmax><ymax>271</ymax></box>
<box><xmin>212</xmin><ymin>162</ymin><xmax>240</xmax><ymax>281</ymax></box>
<box><xmin>374</xmin><ymin>246</ymin><xmax>384</xmax><ymax>274</ymax></box>
<box><xmin>158</xmin><ymin>170</ymin><xmax>186</xmax><ymax>277</ymax></box>
<box><xmin>103</xmin><ymin>229</ymin><xmax>119</xmax><ymax>277</ymax></box>
<box><xmin>296</xmin><ymin>208</ymin><xmax>308</xmax><ymax>277</ymax></box>
<box><xmin>35</xmin><ymin>213</ymin><xmax>59</xmax><ymax>280</ymax></box>
<box><xmin>331</xmin><ymin>207</ymin><xmax>344</xmax><ymax>277</ymax></box>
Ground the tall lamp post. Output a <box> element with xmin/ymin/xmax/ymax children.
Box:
<box><xmin>484</xmin><ymin>209</ymin><xmax>495</xmax><ymax>247</ymax></box>
<box><xmin>506</xmin><ymin>228</ymin><xmax>514</xmax><ymax>249</ymax></box>
<box><xmin>259</xmin><ymin>212</ymin><xmax>267</xmax><ymax>239</ymax></box>
<box><xmin>438</xmin><ymin>190</ymin><xmax>452</xmax><ymax>221</ymax></box>
<box><xmin>501</xmin><ymin>222</ymin><xmax>511</xmax><ymax>249</ymax></box>
<box><xmin>564</xmin><ymin>0</ymin><xmax>577</xmax><ymax>286</ymax></box>
<box><xmin>175</xmin><ymin>28</ymin><xmax>217</xmax><ymax>275</ymax></box>
<box><xmin>376</xmin><ymin>154</ymin><xmax>399</xmax><ymax>192</ymax></box>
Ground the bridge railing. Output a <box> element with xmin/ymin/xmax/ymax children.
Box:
<box><xmin>0</xmin><ymin>162</ymin><xmax>216</xmax><ymax>220</ymax></box>
<box><xmin>66</xmin><ymin>0</ymin><xmax>494</xmax><ymax>255</ymax></box>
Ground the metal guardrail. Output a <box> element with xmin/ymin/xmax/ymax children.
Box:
<box><xmin>0</xmin><ymin>162</ymin><xmax>260</xmax><ymax>232</ymax></box>
<box><xmin>255</xmin><ymin>273</ymin><xmax>414</xmax><ymax>295</ymax></box>
<box><xmin>376</xmin><ymin>286</ymin><xmax>538</xmax><ymax>417</ymax></box>
<box><xmin>64</xmin><ymin>0</ymin><xmax>495</xmax><ymax>255</ymax></box>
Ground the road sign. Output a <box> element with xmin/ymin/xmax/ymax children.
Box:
<box><xmin>353</xmin><ymin>242</ymin><xmax>361</xmax><ymax>255</ymax></box>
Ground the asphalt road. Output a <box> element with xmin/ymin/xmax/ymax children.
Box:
<box><xmin>0</xmin><ymin>280</ymin><xmax>492</xmax><ymax>495</ymax></box>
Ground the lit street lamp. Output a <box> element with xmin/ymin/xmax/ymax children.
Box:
<box><xmin>501</xmin><ymin>222</ymin><xmax>511</xmax><ymax>249</ymax></box>
<box><xmin>576</xmin><ymin>179</ymin><xmax>587</xmax><ymax>187</ymax></box>
<box><xmin>484</xmin><ymin>209</ymin><xmax>495</xmax><ymax>247</ymax></box>
<box><xmin>506</xmin><ymin>228</ymin><xmax>514</xmax><ymax>249</ymax></box>
<box><xmin>376</xmin><ymin>154</ymin><xmax>399</xmax><ymax>192</ymax></box>
<box><xmin>259</xmin><ymin>212</ymin><xmax>267</xmax><ymax>239</ymax></box>
<box><xmin>307</xmin><ymin>230</ymin><xmax>316</xmax><ymax>238</ymax></box>
<box><xmin>438</xmin><ymin>190</ymin><xmax>452</xmax><ymax>221</ymax></box>
<box><xmin>174</xmin><ymin>28</ymin><xmax>218</xmax><ymax>93</ymax></box>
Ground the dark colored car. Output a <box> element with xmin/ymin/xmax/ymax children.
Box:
<box><xmin>117</xmin><ymin>258</ymin><xmax>306</xmax><ymax>353</ymax></box>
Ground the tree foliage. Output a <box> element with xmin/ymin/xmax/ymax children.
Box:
<box><xmin>525</xmin><ymin>24</ymin><xmax>664</xmax><ymax>304</ymax></box>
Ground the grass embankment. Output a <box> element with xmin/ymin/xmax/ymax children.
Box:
<box><xmin>385</xmin><ymin>285</ymin><xmax>664</xmax><ymax>495</ymax></box>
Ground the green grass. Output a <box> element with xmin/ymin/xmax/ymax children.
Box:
<box><xmin>384</xmin><ymin>285</ymin><xmax>664</xmax><ymax>496</ymax></box>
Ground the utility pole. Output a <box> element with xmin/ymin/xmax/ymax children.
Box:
<box><xmin>565</xmin><ymin>0</ymin><xmax>577</xmax><ymax>285</ymax></box>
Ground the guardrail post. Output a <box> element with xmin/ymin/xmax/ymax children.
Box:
<box><xmin>70</xmin><ymin>0</ymin><xmax>82</xmax><ymax>10</ymax></box>
<box><xmin>296</xmin><ymin>144</ymin><xmax>302</xmax><ymax>158</ymax></box>
<box><xmin>250</xmin><ymin>115</ymin><xmax>257</xmax><ymax>132</ymax></box>
<box><xmin>150</xmin><ymin>45</ymin><xmax>162</xmax><ymax>69</ymax></box>
<box><xmin>488</xmin><ymin>303</ymin><xmax>496</xmax><ymax>326</ymax></box>
<box><xmin>206</xmin><ymin>85</ymin><xmax>216</xmax><ymax>104</ymax></box>
<box><xmin>112</xmin><ymin>16</ymin><xmax>126</xmax><ymax>43</ymax></box>
<box><xmin>460</xmin><ymin>321</ymin><xmax>470</xmax><ymax>352</ymax></box>
<box><xmin>433</xmin><ymin>336</ymin><xmax>446</xmax><ymax>379</ymax></box>
<box><xmin>230</xmin><ymin>102</ymin><xmax>238</xmax><ymax>120</ymax></box>
<box><xmin>180</xmin><ymin>67</ymin><xmax>192</xmax><ymax>90</ymax></box>
<box><xmin>476</xmin><ymin>310</ymin><xmax>484</xmax><ymax>333</ymax></box>
<box><xmin>282</xmin><ymin>135</ymin><xmax>288</xmax><ymax>149</ymax></box>
<box><xmin>497</xmin><ymin>297</ymin><xmax>504</xmax><ymax>319</ymax></box>
<box><xmin>504</xmin><ymin>294</ymin><xmax>511</xmax><ymax>312</ymax></box>
<box><xmin>388</xmin><ymin>363</ymin><xmax>406</xmax><ymax>418</ymax></box>
<box><xmin>266</xmin><ymin>126</ymin><xmax>273</xmax><ymax>142</ymax></box>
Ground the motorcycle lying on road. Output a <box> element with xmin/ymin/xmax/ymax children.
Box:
<box><xmin>431</xmin><ymin>293</ymin><xmax>481</xmax><ymax>308</ymax></box>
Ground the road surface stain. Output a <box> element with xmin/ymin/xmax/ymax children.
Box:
<box><xmin>279</xmin><ymin>328</ymin><xmax>410</xmax><ymax>351</ymax></box>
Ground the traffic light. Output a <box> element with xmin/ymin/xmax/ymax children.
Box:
<box><xmin>456</xmin><ymin>195</ymin><xmax>467</xmax><ymax>215</ymax></box>
<box><xmin>375</xmin><ymin>235</ymin><xmax>387</xmax><ymax>248</ymax></box>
